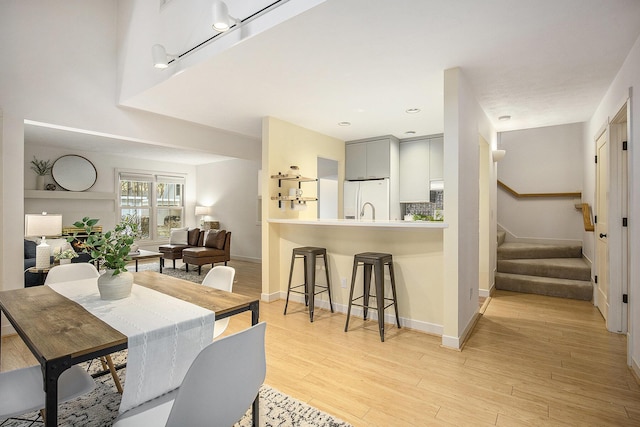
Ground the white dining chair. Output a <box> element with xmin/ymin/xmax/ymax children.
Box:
<box><xmin>113</xmin><ymin>322</ymin><xmax>267</xmax><ymax>427</ymax></box>
<box><xmin>44</xmin><ymin>262</ymin><xmax>124</xmax><ymax>393</ymax></box>
<box><xmin>201</xmin><ymin>265</ymin><xmax>236</xmax><ymax>339</ymax></box>
<box><xmin>0</xmin><ymin>365</ymin><xmax>95</xmax><ymax>420</ymax></box>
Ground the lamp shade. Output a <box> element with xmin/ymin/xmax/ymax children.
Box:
<box><xmin>25</xmin><ymin>213</ymin><xmax>62</xmax><ymax>237</ymax></box>
<box><xmin>195</xmin><ymin>206</ymin><xmax>212</xmax><ymax>216</ymax></box>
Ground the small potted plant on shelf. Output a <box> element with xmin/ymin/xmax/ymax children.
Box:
<box><xmin>30</xmin><ymin>156</ymin><xmax>53</xmax><ymax>190</ymax></box>
<box><xmin>54</xmin><ymin>248</ymin><xmax>79</xmax><ymax>265</ymax></box>
<box><xmin>68</xmin><ymin>216</ymin><xmax>139</xmax><ymax>300</ymax></box>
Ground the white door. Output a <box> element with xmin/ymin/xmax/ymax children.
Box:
<box><xmin>595</xmin><ymin>131</ymin><xmax>609</xmax><ymax>322</ymax></box>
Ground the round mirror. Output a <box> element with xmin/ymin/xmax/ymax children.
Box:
<box><xmin>51</xmin><ymin>155</ymin><xmax>97</xmax><ymax>191</ymax></box>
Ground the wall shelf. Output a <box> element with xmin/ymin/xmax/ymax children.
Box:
<box><xmin>271</xmin><ymin>173</ymin><xmax>317</xmax><ymax>208</ymax></box>
<box><xmin>24</xmin><ymin>190</ymin><xmax>117</xmax><ymax>200</ymax></box>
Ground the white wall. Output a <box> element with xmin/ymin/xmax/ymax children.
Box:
<box><xmin>24</xmin><ymin>143</ymin><xmax>197</xmax><ymax>238</ymax></box>
<box><xmin>196</xmin><ymin>159</ymin><xmax>261</xmax><ymax>262</ymax></box>
<box><xmin>585</xmin><ymin>35</ymin><xmax>640</xmax><ymax>375</ymax></box>
<box><xmin>498</xmin><ymin>123</ymin><xmax>584</xmax><ymax>244</ymax></box>
<box><xmin>443</xmin><ymin>67</ymin><xmax>497</xmax><ymax>348</ymax></box>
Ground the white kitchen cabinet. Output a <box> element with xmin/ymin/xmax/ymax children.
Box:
<box><xmin>429</xmin><ymin>136</ymin><xmax>444</xmax><ymax>182</ymax></box>
<box><xmin>345</xmin><ymin>137</ymin><xmax>397</xmax><ymax>180</ymax></box>
<box><xmin>399</xmin><ymin>138</ymin><xmax>430</xmax><ymax>202</ymax></box>
<box><xmin>399</xmin><ymin>134</ymin><xmax>444</xmax><ymax>202</ymax></box>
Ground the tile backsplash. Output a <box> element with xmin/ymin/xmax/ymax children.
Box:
<box><xmin>403</xmin><ymin>190</ymin><xmax>444</xmax><ymax>218</ymax></box>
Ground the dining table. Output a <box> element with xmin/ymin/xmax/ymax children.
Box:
<box><xmin>0</xmin><ymin>271</ymin><xmax>260</xmax><ymax>426</ymax></box>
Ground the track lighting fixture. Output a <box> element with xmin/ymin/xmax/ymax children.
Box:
<box><xmin>152</xmin><ymin>44</ymin><xmax>178</xmax><ymax>69</ymax></box>
<box><xmin>212</xmin><ymin>1</ymin><xmax>239</xmax><ymax>32</ymax></box>
<box><xmin>492</xmin><ymin>149</ymin><xmax>506</xmax><ymax>162</ymax></box>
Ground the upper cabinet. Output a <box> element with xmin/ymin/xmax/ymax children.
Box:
<box><xmin>429</xmin><ymin>136</ymin><xmax>444</xmax><ymax>182</ymax></box>
<box><xmin>399</xmin><ymin>134</ymin><xmax>444</xmax><ymax>202</ymax></box>
<box><xmin>345</xmin><ymin>136</ymin><xmax>399</xmax><ymax>180</ymax></box>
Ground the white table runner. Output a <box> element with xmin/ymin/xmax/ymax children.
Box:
<box><xmin>48</xmin><ymin>279</ymin><xmax>215</xmax><ymax>413</ymax></box>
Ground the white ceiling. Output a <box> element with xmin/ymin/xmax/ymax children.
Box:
<box><xmin>27</xmin><ymin>0</ymin><xmax>640</xmax><ymax>164</ymax></box>
<box><xmin>124</xmin><ymin>0</ymin><xmax>640</xmax><ymax>142</ymax></box>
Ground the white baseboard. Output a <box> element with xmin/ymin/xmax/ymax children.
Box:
<box><xmin>498</xmin><ymin>223</ymin><xmax>583</xmax><ymax>246</ymax></box>
<box><xmin>275</xmin><ymin>292</ymin><xmax>443</xmax><ymax>336</ymax></box>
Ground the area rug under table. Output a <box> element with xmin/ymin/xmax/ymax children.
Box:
<box><xmin>0</xmin><ymin>363</ymin><xmax>351</xmax><ymax>427</ymax></box>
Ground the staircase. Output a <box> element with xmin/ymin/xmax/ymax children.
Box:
<box><xmin>495</xmin><ymin>231</ymin><xmax>592</xmax><ymax>300</ymax></box>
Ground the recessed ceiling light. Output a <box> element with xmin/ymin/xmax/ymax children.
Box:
<box><xmin>405</xmin><ymin>131</ymin><xmax>416</xmax><ymax>135</ymax></box>
<box><xmin>405</xmin><ymin>108</ymin><xmax>421</xmax><ymax>114</ymax></box>
<box><xmin>498</xmin><ymin>115</ymin><xmax>511</xmax><ymax>121</ymax></box>
<box><xmin>338</xmin><ymin>121</ymin><xmax>351</xmax><ymax>126</ymax></box>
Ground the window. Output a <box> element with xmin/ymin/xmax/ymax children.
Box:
<box><xmin>119</xmin><ymin>172</ymin><xmax>185</xmax><ymax>241</ymax></box>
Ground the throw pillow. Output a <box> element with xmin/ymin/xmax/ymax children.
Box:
<box><xmin>188</xmin><ymin>228</ymin><xmax>200</xmax><ymax>246</ymax></box>
<box><xmin>169</xmin><ymin>228</ymin><xmax>188</xmax><ymax>245</ymax></box>
<box><xmin>204</xmin><ymin>230</ymin><xmax>226</xmax><ymax>249</ymax></box>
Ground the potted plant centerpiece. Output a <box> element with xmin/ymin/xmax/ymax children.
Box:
<box><xmin>69</xmin><ymin>216</ymin><xmax>140</xmax><ymax>300</ymax></box>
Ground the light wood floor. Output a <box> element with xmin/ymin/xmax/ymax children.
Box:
<box><xmin>3</xmin><ymin>259</ymin><xmax>639</xmax><ymax>426</ymax></box>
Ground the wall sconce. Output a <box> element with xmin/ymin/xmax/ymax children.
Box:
<box><xmin>25</xmin><ymin>212</ymin><xmax>62</xmax><ymax>269</ymax></box>
<box><xmin>492</xmin><ymin>149</ymin><xmax>506</xmax><ymax>162</ymax></box>
<box><xmin>212</xmin><ymin>1</ymin><xmax>239</xmax><ymax>32</ymax></box>
<box><xmin>152</xmin><ymin>44</ymin><xmax>178</xmax><ymax>69</ymax></box>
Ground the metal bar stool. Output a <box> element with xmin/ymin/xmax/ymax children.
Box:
<box><xmin>344</xmin><ymin>252</ymin><xmax>400</xmax><ymax>341</ymax></box>
<box><xmin>284</xmin><ymin>246</ymin><xmax>334</xmax><ymax>322</ymax></box>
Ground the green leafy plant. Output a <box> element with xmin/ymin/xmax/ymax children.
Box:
<box><xmin>30</xmin><ymin>156</ymin><xmax>53</xmax><ymax>176</ymax></box>
<box><xmin>68</xmin><ymin>216</ymin><xmax>139</xmax><ymax>276</ymax></box>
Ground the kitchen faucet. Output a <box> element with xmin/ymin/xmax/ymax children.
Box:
<box><xmin>360</xmin><ymin>202</ymin><xmax>375</xmax><ymax>220</ymax></box>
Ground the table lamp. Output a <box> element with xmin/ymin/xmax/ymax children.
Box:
<box><xmin>195</xmin><ymin>206</ymin><xmax>212</xmax><ymax>227</ymax></box>
<box><xmin>25</xmin><ymin>212</ymin><xmax>62</xmax><ymax>269</ymax></box>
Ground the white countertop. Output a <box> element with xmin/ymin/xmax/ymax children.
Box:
<box><xmin>268</xmin><ymin>218</ymin><xmax>448</xmax><ymax>229</ymax></box>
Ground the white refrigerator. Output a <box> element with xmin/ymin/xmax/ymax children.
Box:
<box><xmin>344</xmin><ymin>179</ymin><xmax>390</xmax><ymax>220</ymax></box>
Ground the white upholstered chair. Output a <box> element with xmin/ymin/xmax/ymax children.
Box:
<box><xmin>0</xmin><ymin>365</ymin><xmax>95</xmax><ymax>420</ymax></box>
<box><xmin>44</xmin><ymin>262</ymin><xmax>124</xmax><ymax>393</ymax></box>
<box><xmin>201</xmin><ymin>266</ymin><xmax>236</xmax><ymax>339</ymax></box>
<box><xmin>113</xmin><ymin>322</ymin><xmax>267</xmax><ymax>427</ymax></box>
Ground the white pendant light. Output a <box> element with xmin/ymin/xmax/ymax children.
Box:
<box><xmin>212</xmin><ymin>1</ymin><xmax>238</xmax><ymax>32</ymax></box>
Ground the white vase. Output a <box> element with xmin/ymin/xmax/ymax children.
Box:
<box><xmin>98</xmin><ymin>269</ymin><xmax>133</xmax><ymax>300</ymax></box>
<box><xmin>59</xmin><ymin>259</ymin><xmax>71</xmax><ymax>265</ymax></box>
<box><xmin>36</xmin><ymin>175</ymin><xmax>45</xmax><ymax>190</ymax></box>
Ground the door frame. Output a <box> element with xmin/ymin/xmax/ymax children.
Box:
<box><xmin>596</xmin><ymin>99</ymin><xmax>630</xmax><ymax>334</ymax></box>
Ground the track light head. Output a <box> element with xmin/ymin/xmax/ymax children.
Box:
<box><xmin>152</xmin><ymin>44</ymin><xmax>178</xmax><ymax>70</ymax></box>
<box><xmin>212</xmin><ymin>1</ymin><xmax>238</xmax><ymax>32</ymax></box>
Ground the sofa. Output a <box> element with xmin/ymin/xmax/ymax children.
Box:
<box><xmin>159</xmin><ymin>228</ymin><xmax>231</xmax><ymax>275</ymax></box>
<box><xmin>24</xmin><ymin>239</ymin><xmax>92</xmax><ymax>287</ymax></box>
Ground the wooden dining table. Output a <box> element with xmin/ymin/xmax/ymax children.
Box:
<box><xmin>0</xmin><ymin>271</ymin><xmax>260</xmax><ymax>426</ymax></box>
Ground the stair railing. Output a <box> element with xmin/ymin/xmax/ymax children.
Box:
<box><xmin>497</xmin><ymin>180</ymin><xmax>581</xmax><ymax>198</ymax></box>
<box><xmin>497</xmin><ymin>180</ymin><xmax>594</xmax><ymax>232</ymax></box>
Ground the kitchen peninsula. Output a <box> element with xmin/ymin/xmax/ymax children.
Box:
<box><xmin>266</xmin><ymin>218</ymin><xmax>448</xmax><ymax>336</ymax></box>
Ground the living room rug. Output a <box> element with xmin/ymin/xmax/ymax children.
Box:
<box><xmin>0</xmin><ymin>357</ymin><xmax>351</xmax><ymax>427</ymax></box>
<box><xmin>131</xmin><ymin>262</ymin><xmax>209</xmax><ymax>284</ymax></box>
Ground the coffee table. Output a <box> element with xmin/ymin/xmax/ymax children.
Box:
<box><xmin>128</xmin><ymin>250</ymin><xmax>163</xmax><ymax>273</ymax></box>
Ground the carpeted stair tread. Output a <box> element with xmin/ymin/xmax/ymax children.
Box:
<box><xmin>497</xmin><ymin>242</ymin><xmax>582</xmax><ymax>260</ymax></box>
<box><xmin>497</xmin><ymin>258</ymin><xmax>590</xmax><ymax>281</ymax></box>
<box><xmin>497</xmin><ymin>231</ymin><xmax>506</xmax><ymax>246</ymax></box>
<box><xmin>495</xmin><ymin>272</ymin><xmax>592</xmax><ymax>301</ymax></box>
